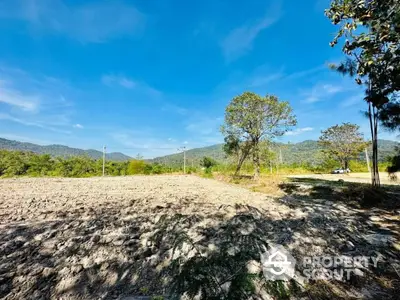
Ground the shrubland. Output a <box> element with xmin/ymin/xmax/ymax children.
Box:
<box><xmin>0</xmin><ymin>150</ymin><xmax>394</xmax><ymax>178</ymax></box>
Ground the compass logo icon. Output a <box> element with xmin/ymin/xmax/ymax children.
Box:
<box><xmin>260</xmin><ymin>244</ymin><xmax>296</xmax><ymax>281</ymax></box>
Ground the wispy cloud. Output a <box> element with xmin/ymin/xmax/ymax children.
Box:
<box><xmin>110</xmin><ymin>131</ymin><xmax>185</xmax><ymax>158</ymax></box>
<box><xmin>340</xmin><ymin>94</ymin><xmax>364</xmax><ymax>108</ymax></box>
<box><xmin>73</xmin><ymin>123</ymin><xmax>83</xmax><ymax>129</ymax></box>
<box><xmin>0</xmin><ymin>133</ymin><xmax>55</xmax><ymax>145</ymax></box>
<box><xmin>303</xmin><ymin>83</ymin><xmax>343</xmax><ymax>103</ymax></box>
<box><xmin>185</xmin><ymin>116</ymin><xmax>223</xmax><ymax>136</ymax></box>
<box><xmin>102</xmin><ymin>74</ymin><xmax>162</xmax><ymax>98</ymax></box>
<box><xmin>0</xmin><ymin>113</ymin><xmax>71</xmax><ymax>134</ymax></box>
<box><xmin>0</xmin><ymin>0</ymin><xmax>145</xmax><ymax>42</ymax></box>
<box><xmin>0</xmin><ymin>80</ymin><xmax>39</xmax><ymax>111</ymax></box>
<box><xmin>285</xmin><ymin>65</ymin><xmax>328</xmax><ymax>80</ymax></box>
<box><xmin>0</xmin><ymin>65</ymin><xmax>77</xmax><ymax>133</ymax></box>
<box><xmin>220</xmin><ymin>2</ymin><xmax>282</xmax><ymax>62</ymax></box>
<box><xmin>248</xmin><ymin>72</ymin><xmax>284</xmax><ymax>88</ymax></box>
<box><xmin>102</xmin><ymin>75</ymin><xmax>136</xmax><ymax>89</ymax></box>
<box><xmin>161</xmin><ymin>103</ymin><xmax>188</xmax><ymax>115</ymax></box>
<box><xmin>284</xmin><ymin>127</ymin><xmax>314</xmax><ymax>136</ymax></box>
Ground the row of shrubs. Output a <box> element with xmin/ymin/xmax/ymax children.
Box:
<box><xmin>0</xmin><ymin>149</ymin><xmax>393</xmax><ymax>178</ymax></box>
<box><xmin>0</xmin><ymin>150</ymin><xmax>182</xmax><ymax>177</ymax></box>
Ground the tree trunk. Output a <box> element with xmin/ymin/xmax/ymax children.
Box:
<box><xmin>368</xmin><ymin>102</ymin><xmax>381</xmax><ymax>187</ymax></box>
<box><xmin>234</xmin><ymin>150</ymin><xmax>249</xmax><ymax>176</ymax></box>
<box><xmin>253</xmin><ymin>150</ymin><xmax>260</xmax><ymax>181</ymax></box>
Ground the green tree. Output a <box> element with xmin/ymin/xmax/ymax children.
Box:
<box><xmin>319</xmin><ymin>123</ymin><xmax>368</xmax><ymax>170</ymax></box>
<box><xmin>222</xmin><ymin>134</ymin><xmax>252</xmax><ymax>176</ymax></box>
<box><xmin>325</xmin><ymin>0</ymin><xmax>400</xmax><ymax>186</ymax></box>
<box><xmin>259</xmin><ymin>141</ymin><xmax>277</xmax><ymax>173</ymax></box>
<box><xmin>200</xmin><ymin>156</ymin><xmax>217</xmax><ymax>169</ymax></box>
<box><xmin>28</xmin><ymin>154</ymin><xmax>53</xmax><ymax>176</ymax></box>
<box><xmin>221</xmin><ymin>92</ymin><xmax>296</xmax><ymax>180</ymax></box>
<box><xmin>127</xmin><ymin>159</ymin><xmax>147</xmax><ymax>175</ymax></box>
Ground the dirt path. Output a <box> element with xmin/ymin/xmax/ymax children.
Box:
<box><xmin>288</xmin><ymin>172</ymin><xmax>399</xmax><ymax>185</ymax></box>
<box><xmin>0</xmin><ymin>175</ymin><xmax>398</xmax><ymax>299</ymax></box>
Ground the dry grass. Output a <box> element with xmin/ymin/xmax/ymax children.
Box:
<box><xmin>213</xmin><ymin>172</ymin><xmax>287</xmax><ymax>197</ymax></box>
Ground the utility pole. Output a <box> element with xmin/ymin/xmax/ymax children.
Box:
<box><xmin>279</xmin><ymin>148</ymin><xmax>283</xmax><ymax>164</ymax></box>
<box><xmin>183</xmin><ymin>146</ymin><xmax>186</xmax><ymax>174</ymax></box>
<box><xmin>102</xmin><ymin>145</ymin><xmax>106</xmax><ymax>177</ymax></box>
<box><xmin>177</xmin><ymin>147</ymin><xmax>187</xmax><ymax>174</ymax></box>
<box><xmin>365</xmin><ymin>148</ymin><xmax>371</xmax><ymax>173</ymax></box>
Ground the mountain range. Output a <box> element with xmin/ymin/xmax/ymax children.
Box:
<box><xmin>151</xmin><ymin>139</ymin><xmax>399</xmax><ymax>166</ymax></box>
<box><xmin>0</xmin><ymin>138</ymin><xmax>131</xmax><ymax>161</ymax></box>
<box><xmin>0</xmin><ymin>137</ymin><xmax>398</xmax><ymax>165</ymax></box>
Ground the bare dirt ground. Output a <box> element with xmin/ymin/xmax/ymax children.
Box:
<box><xmin>288</xmin><ymin>172</ymin><xmax>399</xmax><ymax>185</ymax></box>
<box><xmin>0</xmin><ymin>175</ymin><xmax>399</xmax><ymax>299</ymax></box>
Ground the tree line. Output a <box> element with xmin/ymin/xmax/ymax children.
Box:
<box><xmin>0</xmin><ymin>150</ymin><xmax>183</xmax><ymax>178</ymax></box>
<box><xmin>219</xmin><ymin>94</ymin><xmax>393</xmax><ymax>179</ymax></box>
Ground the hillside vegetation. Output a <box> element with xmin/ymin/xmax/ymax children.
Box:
<box><xmin>0</xmin><ymin>138</ymin><xmax>131</xmax><ymax>161</ymax></box>
<box><xmin>152</xmin><ymin>139</ymin><xmax>399</xmax><ymax>166</ymax></box>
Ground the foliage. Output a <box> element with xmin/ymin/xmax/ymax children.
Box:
<box><xmin>127</xmin><ymin>159</ymin><xmax>148</xmax><ymax>175</ymax></box>
<box><xmin>221</xmin><ymin>92</ymin><xmax>296</xmax><ymax>179</ymax></box>
<box><xmin>259</xmin><ymin>141</ymin><xmax>277</xmax><ymax>168</ymax></box>
<box><xmin>0</xmin><ymin>150</ymin><xmax>179</xmax><ymax>178</ymax></box>
<box><xmin>319</xmin><ymin>123</ymin><xmax>369</xmax><ymax>169</ymax></box>
<box><xmin>199</xmin><ymin>156</ymin><xmax>217</xmax><ymax>169</ymax></box>
<box><xmin>325</xmin><ymin>0</ymin><xmax>400</xmax><ymax>187</ymax></box>
<box><xmin>379</xmin><ymin>97</ymin><xmax>400</xmax><ymax>131</ymax></box>
<box><xmin>0</xmin><ymin>138</ymin><xmax>131</xmax><ymax>161</ymax></box>
<box><xmin>326</xmin><ymin>0</ymin><xmax>400</xmax><ymax>106</ymax></box>
<box><xmin>387</xmin><ymin>146</ymin><xmax>400</xmax><ymax>180</ymax></box>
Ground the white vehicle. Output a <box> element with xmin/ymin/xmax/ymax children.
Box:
<box><xmin>332</xmin><ymin>168</ymin><xmax>351</xmax><ymax>174</ymax></box>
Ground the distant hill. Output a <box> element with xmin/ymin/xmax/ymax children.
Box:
<box><xmin>1</xmin><ymin>137</ymin><xmax>398</xmax><ymax>165</ymax></box>
<box><xmin>152</xmin><ymin>139</ymin><xmax>399</xmax><ymax>166</ymax></box>
<box><xmin>0</xmin><ymin>138</ymin><xmax>132</xmax><ymax>161</ymax></box>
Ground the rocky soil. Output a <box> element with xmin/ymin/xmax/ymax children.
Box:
<box><xmin>0</xmin><ymin>175</ymin><xmax>399</xmax><ymax>299</ymax></box>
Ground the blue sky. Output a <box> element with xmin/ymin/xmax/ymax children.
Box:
<box><xmin>0</xmin><ymin>0</ymin><xmax>397</xmax><ymax>158</ymax></box>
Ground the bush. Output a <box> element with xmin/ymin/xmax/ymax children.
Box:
<box><xmin>127</xmin><ymin>159</ymin><xmax>147</xmax><ymax>175</ymax></box>
<box><xmin>200</xmin><ymin>156</ymin><xmax>217</xmax><ymax>169</ymax></box>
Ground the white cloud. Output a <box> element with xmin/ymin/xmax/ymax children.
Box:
<box><xmin>102</xmin><ymin>74</ymin><xmax>161</xmax><ymax>97</ymax></box>
<box><xmin>248</xmin><ymin>72</ymin><xmax>283</xmax><ymax>88</ymax></box>
<box><xmin>161</xmin><ymin>104</ymin><xmax>188</xmax><ymax>115</ymax></box>
<box><xmin>110</xmin><ymin>131</ymin><xmax>184</xmax><ymax>158</ymax></box>
<box><xmin>340</xmin><ymin>94</ymin><xmax>364</xmax><ymax>108</ymax></box>
<box><xmin>0</xmin><ymin>80</ymin><xmax>39</xmax><ymax>111</ymax></box>
<box><xmin>0</xmin><ymin>133</ymin><xmax>54</xmax><ymax>145</ymax></box>
<box><xmin>220</xmin><ymin>2</ymin><xmax>282</xmax><ymax>62</ymax></box>
<box><xmin>102</xmin><ymin>75</ymin><xmax>136</xmax><ymax>89</ymax></box>
<box><xmin>185</xmin><ymin>117</ymin><xmax>222</xmax><ymax>136</ymax></box>
<box><xmin>304</xmin><ymin>83</ymin><xmax>343</xmax><ymax>103</ymax></box>
<box><xmin>73</xmin><ymin>123</ymin><xmax>83</xmax><ymax>129</ymax></box>
<box><xmin>285</xmin><ymin>65</ymin><xmax>327</xmax><ymax>80</ymax></box>
<box><xmin>0</xmin><ymin>113</ymin><xmax>71</xmax><ymax>134</ymax></box>
<box><xmin>0</xmin><ymin>65</ymin><xmax>76</xmax><ymax>133</ymax></box>
<box><xmin>284</xmin><ymin>127</ymin><xmax>314</xmax><ymax>136</ymax></box>
<box><xmin>0</xmin><ymin>0</ymin><xmax>145</xmax><ymax>42</ymax></box>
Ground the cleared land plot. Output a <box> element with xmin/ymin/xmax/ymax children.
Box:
<box><xmin>288</xmin><ymin>172</ymin><xmax>399</xmax><ymax>185</ymax></box>
<box><xmin>0</xmin><ymin>175</ymin><xmax>399</xmax><ymax>299</ymax></box>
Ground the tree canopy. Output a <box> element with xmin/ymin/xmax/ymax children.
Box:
<box><xmin>325</xmin><ymin>0</ymin><xmax>400</xmax><ymax>186</ymax></box>
<box><xmin>221</xmin><ymin>92</ymin><xmax>296</xmax><ymax>179</ymax></box>
<box><xmin>319</xmin><ymin>123</ymin><xmax>368</xmax><ymax>170</ymax></box>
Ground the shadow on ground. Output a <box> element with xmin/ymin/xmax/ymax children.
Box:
<box><xmin>280</xmin><ymin>177</ymin><xmax>400</xmax><ymax>210</ymax></box>
<box><xmin>1</xmin><ymin>183</ymin><xmax>399</xmax><ymax>299</ymax></box>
